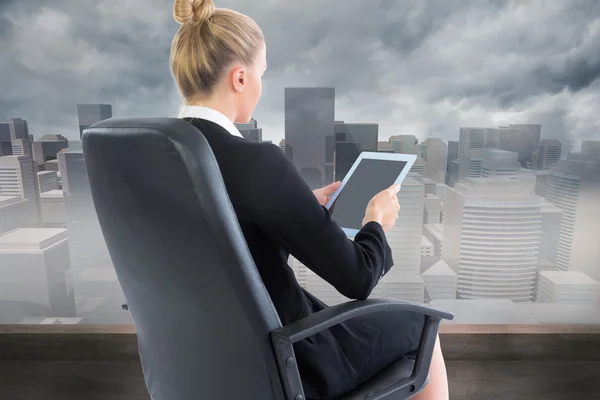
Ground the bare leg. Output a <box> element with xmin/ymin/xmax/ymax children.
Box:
<box><xmin>411</xmin><ymin>335</ymin><xmax>449</xmax><ymax>400</ymax></box>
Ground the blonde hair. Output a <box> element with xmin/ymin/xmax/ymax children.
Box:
<box><xmin>170</xmin><ymin>0</ymin><xmax>264</xmax><ymax>104</ymax></box>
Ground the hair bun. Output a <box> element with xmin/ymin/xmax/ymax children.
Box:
<box><xmin>173</xmin><ymin>0</ymin><xmax>215</xmax><ymax>25</ymax></box>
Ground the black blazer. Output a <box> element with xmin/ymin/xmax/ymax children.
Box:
<box><xmin>186</xmin><ymin>118</ymin><xmax>395</xmax><ymax>398</ymax></box>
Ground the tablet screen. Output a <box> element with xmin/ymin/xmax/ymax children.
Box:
<box><xmin>329</xmin><ymin>159</ymin><xmax>407</xmax><ymax>230</ymax></box>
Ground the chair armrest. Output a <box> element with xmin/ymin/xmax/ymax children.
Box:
<box><xmin>271</xmin><ymin>298</ymin><xmax>454</xmax><ymax>400</ymax></box>
<box><xmin>272</xmin><ymin>298</ymin><xmax>453</xmax><ymax>344</ymax></box>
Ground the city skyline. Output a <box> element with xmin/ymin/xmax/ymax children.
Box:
<box><xmin>1</xmin><ymin>92</ymin><xmax>599</xmax><ymax>325</ymax></box>
<box><xmin>0</xmin><ymin>1</ymin><xmax>599</xmax><ymax>148</ymax></box>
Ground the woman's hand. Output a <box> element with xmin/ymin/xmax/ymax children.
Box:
<box><xmin>313</xmin><ymin>181</ymin><xmax>341</xmax><ymax>206</ymax></box>
<box><xmin>362</xmin><ymin>184</ymin><xmax>401</xmax><ymax>232</ymax></box>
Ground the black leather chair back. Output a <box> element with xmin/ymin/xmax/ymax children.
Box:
<box><xmin>83</xmin><ymin>117</ymin><xmax>285</xmax><ymax>399</ymax></box>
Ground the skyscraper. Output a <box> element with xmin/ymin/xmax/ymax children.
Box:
<box><xmin>0</xmin><ymin>155</ymin><xmax>41</xmax><ymax>226</ymax></box>
<box><xmin>32</xmin><ymin>135</ymin><xmax>69</xmax><ymax>164</ymax></box>
<box><xmin>58</xmin><ymin>151</ymin><xmax>112</xmax><ymax>270</ymax></box>
<box><xmin>497</xmin><ymin>124</ymin><xmax>542</xmax><ymax>168</ymax></box>
<box><xmin>456</xmin><ymin>149</ymin><xmax>519</xmax><ymax>183</ymax></box>
<box><xmin>532</xmin><ymin>139</ymin><xmax>562</xmax><ymax>170</ymax></box>
<box><xmin>0</xmin><ymin>123</ymin><xmax>11</xmax><ymax>156</ymax></box>
<box><xmin>377</xmin><ymin>141</ymin><xmax>394</xmax><ymax>153</ymax></box>
<box><xmin>446</xmin><ymin>140</ymin><xmax>459</xmax><ymax>186</ymax></box>
<box><xmin>389</xmin><ymin>135</ymin><xmax>418</xmax><ymax>155</ymax></box>
<box><xmin>0</xmin><ymin>118</ymin><xmax>32</xmax><ymax>157</ymax></box>
<box><xmin>421</xmin><ymin>138</ymin><xmax>448</xmax><ymax>183</ymax></box>
<box><xmin>545</xmin><ymin>159</ymin><xmax>600</xmax><ymax>280</ymax></box>
<box><xmin>0</xmin><ymin>117</ymin><xmax>30</xmax><ymax>140</ymax></box>
<box><xmin>77</xmin><ymin>104</ymin><xmax>112</xmax><ymax>139</ymax></box>
<box><xmin>458</xmin><ymin>128</ymin><xmax>488</xmax><ymax>157</ymax></box>
<box><xmin>284</xmin><ymin>88</ymin><xmax>335</xmax><ymax>189</ymax></box>
<box><xmin>443</xmin><ymin>177</ymin><xmax>542</xmax><ymax>302</ymax></box>
<box><xmin>384</xmin><ymin>177</ymin><xmax>425</xmax><ymax>277</ymax></box>
<box><xmin>234</xmin><ymin>118</ymin><xmax>263</xmax><ymax>143</ymax></box>
<box><xmin>334</xmin><ymin>122</ymin><xmax>378</xmax><ymax>181</ymax></box>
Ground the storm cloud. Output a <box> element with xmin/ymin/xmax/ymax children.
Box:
<box><xmin>0</xmin><ymin>0</ymin><xmax>599</xmax><ymax>150</ymax></box>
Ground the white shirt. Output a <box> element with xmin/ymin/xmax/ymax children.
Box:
<box><xmin>178</xmin><ymin>105</ymin><xmax>244</xmax><ymax>138</ymax></box>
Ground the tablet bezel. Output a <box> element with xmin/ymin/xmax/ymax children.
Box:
<box><xmin>325</xmin><ymin>152</ymin><xmax>417</xmax><ymax>237</ymax></box>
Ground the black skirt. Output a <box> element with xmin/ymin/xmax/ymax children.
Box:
<box><xmin>299</xmin><ymin>308</ymin><xmax>425</xmax><ymax>399</ymax></box>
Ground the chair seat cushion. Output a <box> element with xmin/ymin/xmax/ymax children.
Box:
<box><xmin>337</xmin><ymin>357</ymin><xmax>415</xmax><ymax>399</ymax></box>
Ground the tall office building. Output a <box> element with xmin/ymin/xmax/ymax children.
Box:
<box><xmin>532</xmin><ymin>139</ymin><xmax>562</xmax><ymax>170</ymax></box>
<box><xmin>410</xmin><ymin>157</ymin><xmax>426</xmax><ymax>175</ymax></box>
<box><xmin>234</xmin><ymin>118</ymin><xmax>263</xmax><ymax>143</ymax></box>
<box><xmin>37</xmin><ymin>170</ymin><xmax>59</xmax><ymax>193</ymax></box>
<box><xmin>421</xmin><ymin>138</ymin><xmax>447</xmax><ymax>183</ymax></box>
<box><xmin>235</xmin><ymin>118</ymin><xmax>257</xmax><ymax>131</ymax></box>
<box><xmin>443</xmin><ymin>177</ymin><xmax>542</xmax><ymax>302</ymax></box>
<box><xmin>284</xmin><ymin>88</ymin><xmax>335</xmax><ymax>189</ymax></box>
<box><xmin>0</xmin><ymin>195</ymin><xmax>34</xmax><ymax>235</ymax></box>
<box><xmin>537</xmin><ymin>271</ymin><xmax>600</xmax><ymax>306</ymax></box>
<box><xmin>423</xmin><ymin>224</ymin><xmax>444</xmax><ymax>257</ymax></box>
<box><xmin>423</xmin><ymin>194</ymin><xmax>442</xmax><ymax>224</ymax></box>
<box><xmin>445</xmin><ymin>141</ymin><xmax>459</xmax><ymax>186</ymax></box>
<box><xmin>538</xmin><ymin>199</ymin><xmax>562</xmax><ymax>266</ymax></box>
<box><xmin>334</xmin><ymin>122</ymin><xmax>378</xmax><ymax>181</ymax></box>
<box><xmin>545</xmin><ymin>159</ymin><xmax>600</xmax><ymax>280</ymax></box>
<box><xmin>389</xmin><ymin>135</ymin><xmax>418</xmax><ymax>155</ymax></box>
<box><xmin>0</xmin><ymin>155</ymin><xmax>41</xmax><ymax>226</ymax></box>
<box><xmin>68</xmin><ymin>140</ymin><xmax>83</xmax><ymax>151</ymax></box>
<box><xmin>458</xmin><ymin>128</ymin><xmax>489</xmax><ymax>157</ymax></box>
<box><xmin>421</xmin><ymin>260</ymin><xmax>457</xmax><ymax>301</ymax></box>
<box><xmin>10</xmin><ymin>139</ymin><xmax>33</xmax><ymax>158</ymax></box>
<box><xmin>40</xmin><ymin>190</ymin><xmax>66</xmax><ymax>228</ymax></box>
<box><xmin>77</xmin><ymin>104</ymin><xmax>112</xmax><ymax>139</ymax></box>
<box><xmin>384</xmin><ymin>177</ymin><xmax>424</xmax><ymax>278</ymax></box>
<box><xmin>449</xmin><ymin>148</ymin><xmax>519</xmax><ymax>186</ymax></box>
<box><xmin>33</xmin><ymin>135</ymin><xmax>69</xmax><ymax>165</ymax></box>
<box><xmin>0</xmin><ymin>123</ymin><xmax>11</xmax><ymax>156</ymax></box>
<box><xmin>58</xmin><ymin>151</ymin><xmax>112</xmax><ymax>271</ymax></box>
<box><xmin>0</xmin><ymin>118</ymin><xmax>33</xmax><ymax>157</ymax></box>
<box><xmin>496</xmin><ymin>124</ymin><xmax>542</xmax><ymax>168</ymax></box>
<box><xmin>0</xmin><ymin>228</ymin><xmax>76</xmax><ymax>321</ymax></box>
<box><xmin>377</xmin><ymin>141</ymin><xmax>395</xmax><ymax>153</ymax></box>
<box><xmin>0</xmin><ymin>118</ymin><xmax>30</xmax><ymax>141</ymax></box>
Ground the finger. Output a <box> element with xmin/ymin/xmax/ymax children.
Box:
<box><xmin>388</xmin><ymin>184</ymin><xmax>401</xmax><ymax>196</ymax></box>
<box><xmin>324</xmin><ymin>181</ymin><xmax>341</xmax><ymax>194</ymax></box>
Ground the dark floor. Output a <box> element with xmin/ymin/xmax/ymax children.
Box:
<box><xmin>1</xmin><ymin>360</ymin><xmax>599</xmax><ymax>399</ymax></box>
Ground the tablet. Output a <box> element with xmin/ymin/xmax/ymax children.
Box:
<box><xmin>325</xmin><ymin>152</ymin><xmax>417</xmax><ymax>237</ymax></box>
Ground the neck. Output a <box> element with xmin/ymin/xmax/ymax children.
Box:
<box><xmin>189</xmin><ymin>94</ymin><xmax>237</xmax><ymax>123</ymax></box>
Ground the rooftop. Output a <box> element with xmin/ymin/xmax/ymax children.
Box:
<box><xmin>422</xmin><ymin>260</ymin><xmax>456</xmax><ymax>277</ymax></box>
<box><xmin>40</xmin><ymin>190</ymin><xmax>63</xmax><ymax>198</ymax></box>
<box><xmin>0</xmin><ymin>195</ymin><xmax>20</xmax><ymax>206</ymax></box>
<box><xmin>540</xmin><ymin>271</ymin><xmax>600</xmax><ymax>286</ymax></box>
<box><xmin>0</xmin><ymin>228</ymin><xmax>67</xmax><ymax>251</ymax></box>
<box><xmin>421</xmin><ymin>236</ymin><xmax>433</xmax><ymax>247</ymax></box>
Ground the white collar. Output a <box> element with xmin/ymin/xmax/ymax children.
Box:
<box><xmin>178</xmin><ymin>105</ymin><xmax>243</xmax><ymax>138</ymax></box>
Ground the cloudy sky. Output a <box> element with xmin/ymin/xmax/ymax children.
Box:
<box><xmin>1</xmin><ymin>0</ymin><xmax>599</xmax><ymax>150</ymax></box>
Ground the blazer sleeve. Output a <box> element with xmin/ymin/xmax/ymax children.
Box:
<box><xmin>249</xmin><ymin>144</ymin><xmax>394</xmax><ymax>300</ymax></box>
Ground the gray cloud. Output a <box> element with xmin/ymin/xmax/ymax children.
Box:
<box><xmin>0</xmin><ymin>0</ymin><xmax>599</xmax><ymax>151</ymax></box>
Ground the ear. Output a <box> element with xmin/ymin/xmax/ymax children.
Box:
<box><xmin>231</xmin><ymin>66</ymin><xmax>246</xmax><ymax>93</ymax></box>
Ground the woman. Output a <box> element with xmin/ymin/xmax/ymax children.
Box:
<box><xmin>170</xmin><ymin>0</ymin><xmax>449</xmax><ymax>398</ymax></box>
